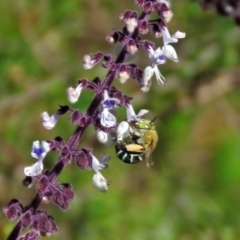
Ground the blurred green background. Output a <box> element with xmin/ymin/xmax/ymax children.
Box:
<box><xmin>1</xmin><ymin>0</ymin><xmax>240</xmax><ymax>239</ymax></box>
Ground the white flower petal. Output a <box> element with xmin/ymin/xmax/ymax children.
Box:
<box><xmin>91</xmin><ymin>154</ymin><xmax>102</xmax><ymax>172</ymax></box>
<box><xmin>125</xmin><ymin>18</ymin><xmax>138</xmax><ymax>33</ymax></box>
<box><xmin>31</xmin><ymin>141</ymin><xmax>41</xmax><ymax>159</ymax></box>
<box><xmin>103</xmin><ymin>90</ymin><xmax>110</xmax><ymax>102</ymax></box>
<box><xmin>153</xmin><ymin>65</ymin><xmax>165</xmax><ymax>85</ymax></box>
<box><xmin>92</xmin><ymin>172</ymin><xmax>109</xmax><ymax>193</ymax></box>
<box><xmin>162</xmin><ymin>45</ymin><xmax>179</xmax><ymax>62</ymax></box>
<box><xmin>41</xmin><ymin>141</ymin><xmax>50</xmax><ymax>153</ymax></box>
<box><xmin>117</xmin><ymin>121</ymin><xmax>130</xmax><ymax>141</ymax></box>
<box><xmin>97</xmin><ymin>130</ymin><xmax>113</xmax><ymax>146</ymax></box>
<box><xmin>66</xmin><ymin>84</ymin><xmax>83</xmax><ymax>103</ymax></box>
<box><xmin>102</xmin><ymin>90</ymin><xmax>120</xmax><ymax>109</ymax></box>
<box><xmin>163</xmin><ymin>10</ymin><xmax>173</xmax><ymax>23</ymax></box>
<box><xmin>24</xmin><ymin>162</ymin><xmax>43</xmax><ymax>177</ymax></box>
<box><xmin>172</xmin><ymin>30</ymin><xmax>186</xmax><ymax>39</ymax></box>
<box><xmin>31</xmin><ymin>140</ymin><xmax>50</xmax><ymax>161</ymax></box>
<box><xmin>126</xmin><ymin>104</ymin><xmax>136</xmax><ymax>121</ymax></box>
<box><xmin>141</xmin><ymin>82</ymin><xmax>152</xmax><ymax>92</ymax></box>
<box><xmin>32</xmin><ymin>141</ymin><xmax>40</xmax><ymax>149</ymax></box>
<box><xmin>140</xmin><ymin>67</ymin><xmax>153</xmax><ymax>92</ymax></box>
<box><xmin>83</xmin><ymin>55</ymin><xmax>95</xmax><ymax>70</ymax></box>
<box><xmin>137</xmin><ymin>109</ymin><xmax>149</xmax><ymax>118</ymax></box>
<box><xmin>148</xmin><ymin>47</ymin><xmax>166</xmax><ymax>65</ymax></box>
<box><xmin>156</xmin><ymin>0</ymin><xmax>171</xmax><ymax>8</ymax></box>
<box><xmin>161</xmin><ymin>27</ymin><xmax>178</xmax><ymax>45</ymax></box>
<box><xmin>119</xmin><ymin>71</ymin><xmax>130</xmax><ymax>84</ymax></box>
<box><xmin>41</xmin><ymin>112</ymin><xmax>59</xmax><ymax>130</ymax></box>
<box><xmin>100</xmin><ymin>108</ymin><xmax>116</xmax><ymax>127</ymax></box>
<box><xmin>142</xmin><ymin>66</ymin><xmax>154</xmax><ymax>84</ymax></box>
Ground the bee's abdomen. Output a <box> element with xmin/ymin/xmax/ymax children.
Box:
<box><xmin>115</xmin><ymin>142</ymin><xmax>144</xmax><ymax>164</ymax></box>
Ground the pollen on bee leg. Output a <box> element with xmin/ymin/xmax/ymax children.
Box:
<box><xmin>125</xmin><ymin>143</ymin><xmax>144</xmax><ymax>152</ymax></box>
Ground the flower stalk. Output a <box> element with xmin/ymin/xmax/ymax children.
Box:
<box><xmin>3</xmin><ymin>1</ymin><xmax>185</xmax><ymax>239</ymax></box>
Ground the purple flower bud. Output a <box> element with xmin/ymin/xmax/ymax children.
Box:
<box><xmin>47</xmin><ymin>137</ymin><xmax>64</xmax><ymax>151</ymax></box>
<box><xmin>21</xmin><ymin>211</ymin><xmax>32</xmax><ymax>227</ymax></box>
<box><xmin>143</xmin><ymin>1</ymin><xmax>153</xmax><ymax>13</ymax></box>
<box><xmin>62</xmin><ymin>184</ymin><xmax>74</xmax><ymax>202</ymax></box>
<box><xmin>3</xmin><ymin>199</ymin><xmax>23</xmax><ymax>221</ymax></box>
<box><xmin>83</xmin><ymin>52</ymin><xmax>104</xmax><ymax>70</ymax></box>
<box><xmin>52</xmin><ymin>191</ymin><xmax>69</xmax><ymax>210</ymax></box>
<box><xmin>75</xmin><ymin>150</ymin><xmax>92</xmax><ymax>170</ymax></box>
<box><xmin>37</xmin><ymin>175</ymin><xmax>49</xmax><ymax>194</ymax></box>
<box><xmin>139</xmin><ymin>20</ymin><xmax>149</xmax><ymax>34</ymax></box>
<box><xmin>18</xmin><ymin>231</ymin><xmax>40</xmax><ymax>240</ymax></box>
<box><xmin>22</xmin><ymin>176</ymin><xmax>33</xmax><ymax>188</ymax></box>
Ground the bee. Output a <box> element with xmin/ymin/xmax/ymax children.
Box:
<box><xmin>115</xmin><ymin>117</ymin><xmax>158</xmax><ymax>168</ymax></box>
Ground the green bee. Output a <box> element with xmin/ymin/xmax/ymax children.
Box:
<box><xmin>115</xmin><ymin>118</ymin><xmax>158</xmax><ymax>168</ymax></box>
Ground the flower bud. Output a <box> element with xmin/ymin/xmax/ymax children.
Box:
<box><xmin>92</xmin><ymin>172</ymin><xmax>109</xmax><ymax>193</ymax></box>
<box><xmin>41</xmin><ymin>112</ymin><xmax>59</xmax><ymax>130</ymax></box>
<box><xmin>125</xmin><ymin>18</ymin><xmax>138</xmax><ymax>33</ymax></box>
<box><xmin>66</xmin><ymin>83</ymin><xmax>83</xmax><ymax>103</ymax></box>
<box><xmin>97</xmin><ymin>130</ymin><xmax>113</xmax><ymax>146</ymax></box>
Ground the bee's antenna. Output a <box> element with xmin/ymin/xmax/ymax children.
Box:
<box><xmin>151</xmin><ymin>114</ymin><xmax>159</xmax><ymax>123</ymax></box>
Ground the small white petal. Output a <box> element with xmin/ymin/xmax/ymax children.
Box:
<box><xmin>100</xmin><ymin>108</ymin><xmax>116</xmax><ymax>127</ymax></box>
<box><xmin>92</xmin><ymin>172</ymin><xmax>109</xmax><ymax>193</ymax></box>
<box><xmin>156</xmin><ymin>0</ymin><xmax>171</xmax><ymax>8</ymax></box>
<box><xmin>161</xmin><ymin>27</ymin><xmax>178</xmax><ymax>45</ymax></box>
<box><xmin>125</xmin><ymin>18</ymin><xmax>138</xmax><ymax>33</ymax></box>
<box><xmin>140</xmin><ymin>66</ymin><xmax>153</xmax><ymax>92</ymax></box>
<box><xmin>91</xmin><ymin>154</ymin><xmax>102</xmax><ymax>172</ymax></box>
<box><xmin>24</xmin><ymin>162</ymin><xmax>43</xmax><ymax>177</ymax></box>
<box><xmin>41</xmin><ymin>141</ymin><xmax>50</xmax><ymax>153</ymax></box>
<box><xmin>141</xmin><ymin>83</ymin><xmax>152</xmax><ymax>92</ymax></box>
<box><xmin>31</xmin><ymin>140</ymin><xmax>50</xmax><ymax>161</ymax></box>
<box><xmin>117</xmin><ymin>121</ymin><xmax>130</xmax><ymax>141</ymax></box>
<box><xmin>32</xmin><ymin>141</ymin><xmax>40</xmax><ymax>150</ymax></box>
<box><xmin>97</xmin><ymin>130</ymin><xmax>113</xmax><ymax>146</ymax></box>
<box><xmin>142</xmin><ymin>66</ymin><xmax>154</xmax><ymax>84</ymax></box>
<box><xmin>127</xmin><ymin>104</ymin><xmax>149</xmax><ymax>121</ymax></box>
<box><xmin>126</xmin><ymin>104</ymin><xmax>136</xmax><ymax>121</ymax></box>
<box><xmin>172</xmin><ymin>30</ymin><xmax>186</xmax><ymax>39</ymax></box>
<box><xmin>41</xmin><ymin>112</ymin><xmax>59</xmax><ymax>130</ymax></box>
<box><xmin>103</xmin><ymin>90</ymin><xmax>110</xmax><ymax>102</ymax></box>
<box><xmin>31</xmin><ymin>141</ymin><xmax>41</xmax><ymax>159</ymax></box>
<box><xmin>83</xmin><ymin>55</ymin><xmax>95</xmax><ymax>70</ymax></box>
<box><xmin>66</xmin><ymin>84</ymin><xmax>83</xmax><ymax>103</ymax></box>
<box><xmin>119</xmin><ymin>71</ymin><xmax>130</xmax><ymax>84</ymax></box>
<box><xmin>153</xmin><ymin>65</ymin><xmax>165</xmax><ymax>85</ymax></box>
<box><xmin>162</xmin><ymin>45</ymin><xmax>179</xmax><ymax>62</ymax></box>
<box><xmin>137</xmin><ymin>109</ymin><xmax>149</xmax><ymax>118</ymax></box>
<box><xmin>148</xmin><ymin>47</ymin><xmax>166</xmax><ymax>65</ymax></box>
<box><xmin>163</xmin><ymin>10</ymin><xmax>173</xmax><ymax>23</ymax></box>
<box><xmin>102</xmin><ymin>90</ymin><xmax>120</xmax><ymax>109</ymax></box>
